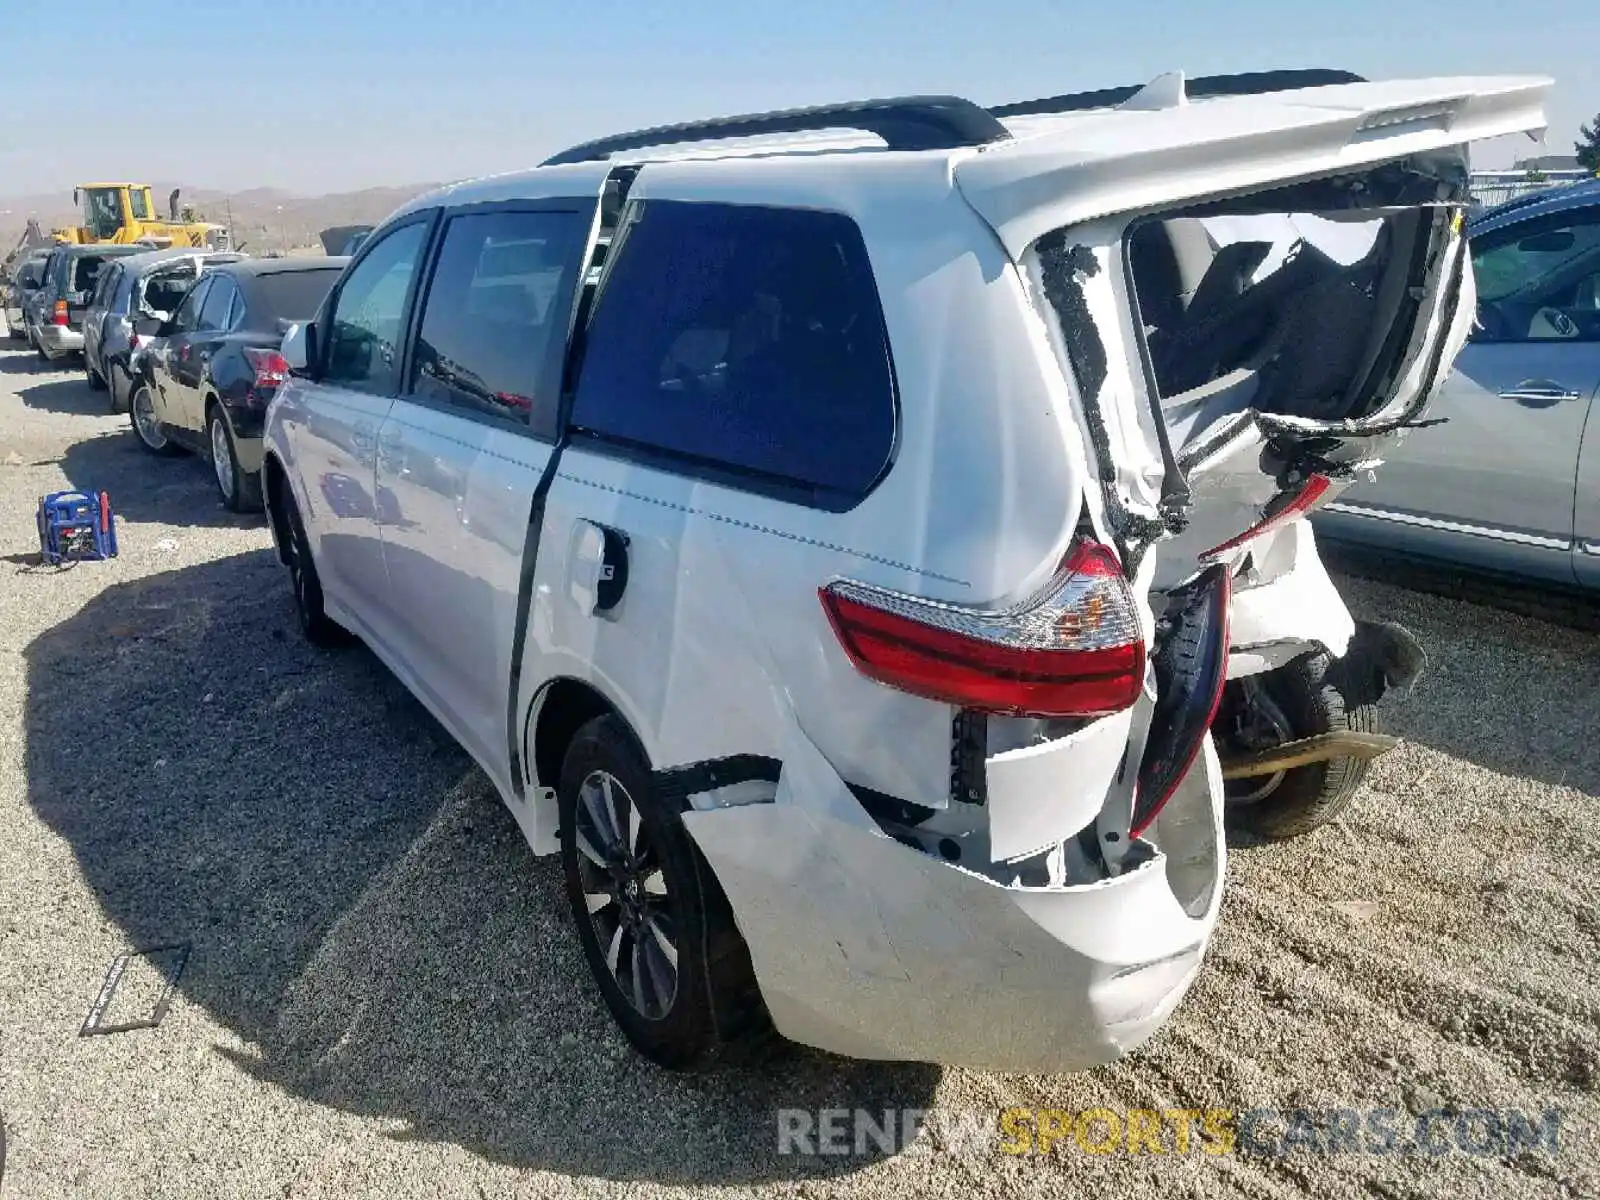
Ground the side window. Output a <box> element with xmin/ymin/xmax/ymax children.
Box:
<box><xmin>323</xmin><ymin>221</ymin><xmax>430</xmax><ymax>393</ymax></box>
<box><xmin>197</xmin><ymin>277</ymin><xmax>235</xmax><ymax>332</ymax></box>
<box><xmin>144</xmin><ymin>266</ymin><xmax>194</xmax><ymax>316</ymax></box>
<box><xmin>569</xmin><ymin>201</ymin><xmax>897</xmax><ymax>506</ymax></box>
<box><xmin>1472</xmin><ymin>213</ymin><xmax>1600</xmax><ymax>343</ymax></box>
<box><xmin>410</xmin><ymin>208</ymin><xmax>589</xmax><ymax>433</ymax></box>
<box><xmin>170</xmin><ymin>278</ymin><xmax>211</xmax><ymax>333</ymax></box>
<box><xmin>92</xmin><ymin>265</ymin><xmax>119</xmax><ymax>308</ymax></box>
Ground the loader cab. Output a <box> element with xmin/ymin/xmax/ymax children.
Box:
<box><xmin>72</xmin><ymin>184</ymin><xmax>158</xmax><ymax>242</ymax></box>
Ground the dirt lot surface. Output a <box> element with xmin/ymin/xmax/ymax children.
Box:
<box><xmin>0</xmin><ymin>344</ymin><xmax>1595</xmax><ymax>1198</ymax></box>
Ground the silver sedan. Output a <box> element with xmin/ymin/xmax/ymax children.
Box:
<box><xmin>1314</xmin><ymin>178</ymin><xmax>1600</xmax><ymax>592</ymax></box>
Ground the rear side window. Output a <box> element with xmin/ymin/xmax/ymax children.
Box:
<box><xmin>569</xmin><ymin>200</ymin><xmax>896</xmax><ymax>507</ymax></box>
<box><xmin>92</xmin><ymin>265</ymin><xmax>120</xmax><ymax>308</ymax></box>
<box><xmin>71</xmin><ymin>256</ymin><xmax>110</xmax><ymax>295</ymax></box>
<box><xmin>198</xmin><ymin>276</ymin><xmax>236</xmax><ymax>331</ymax></box>
<box><xmin>410</xmin><ymin>208</ymin><xmax>589</xmax><ymax>434</ymax></box>
<box><xmin>143</xmin><ymin>266</ymin><xmax>195</xmax><ymax>315</ymax></box>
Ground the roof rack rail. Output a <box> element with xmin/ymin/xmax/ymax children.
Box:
<box><xmin>990</xmin><ymin>69</ymin><xmax>1366</xmax><ymax>119</ymax></box>
<box><xmin>540</xmin><ymin>96</ymin><xmax>1013</xmax><ymax>166</ymax></box>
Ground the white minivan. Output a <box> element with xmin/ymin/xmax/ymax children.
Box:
<box><xmin>261</xmin><ymin>69</ymin><xmax>1548</xmax><ymax>1072</ymax></box>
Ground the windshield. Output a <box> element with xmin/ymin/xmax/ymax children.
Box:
<box><xmin>251</xmin><ymin>268</ymin><xmax>342</xmax><ymax>325</ymax></box>
<box><xmin>81</xmin><ymin>188</ymin><xmax>123</xmax><ymax>239</ymax></box>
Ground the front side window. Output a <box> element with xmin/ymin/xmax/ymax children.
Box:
<box><xmin>323</xmin><ymin>220</ymin><xmax>429</xmax><ymax>393</ymax></box>
<box><xmin>569</xmin><ymin>201</ymin><xmax>897</xmax><ymax>506</ymax></box>
<box><xmin>410</xmin><ymin>208</ymin><xmax>589</xmax><ymax>432</ymax></box>
<box><xmin>1471</xmin><ymin>212</ymin><xmax>1600</xmax><ymax>342</ymax></box>
<box><xmin>128</xmin><ymin>189</ymin><xmax>153</xmax><ymax>221</ymax></box>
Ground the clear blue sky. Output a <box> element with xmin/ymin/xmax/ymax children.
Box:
<box><xmin>0</xmin><ymin>0</ymin><xmax>1591</xmax><ymax>197</ymax></box>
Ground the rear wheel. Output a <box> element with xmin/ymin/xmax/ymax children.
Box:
<box><xmin>108</xmin><ymin>364</ymin><xmax>130</xmax><ymax>414</ymax></box>
<box><xmin>208</xmin><ymin>408</ymin><xmax>263</xmax><ymax>513</ymax></box>
<box><xmin>558</xmin><ymin>715</ymin><xmax>769</xmax><ymax>1070</ymax></box>
<box><xmin>1219</xmin><ymin>651</ymin><xmax>1377</xmax><ymax>840</ymax></box>
<box><xmin>276</xmin><ymin>484</ymin><xmax>350</xmax><ymax>648</ymax></box>
<box><xmin>130</xmin><ymin>383</ymin><xmax>182</xmax><ymax>456</ymax></box>
<box><xmin>85</xmin><ymin>358</ymin><xmax>106</xmax><ymax>391</ymax></box>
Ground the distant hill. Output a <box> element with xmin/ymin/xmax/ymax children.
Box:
<box><xmin>1</xmin><ymin>181</ymin><xmax>441</xmax><ymax>255</ymax></box>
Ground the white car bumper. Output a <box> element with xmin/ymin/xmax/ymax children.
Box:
<box><xmin>683</xmin><ymin>738</ymin><xmax>1225</xmax><ymax>1073</ymax></box>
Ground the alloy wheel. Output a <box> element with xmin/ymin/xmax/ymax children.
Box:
<box><xmin>1223</xmin><ymin>680</ymin><xmax>1295</xmax><ymax>805</ymax></box>
<box><xmin>132</xmin><ymin>387</ymin><xmax>166</xmax><ymax>449</ymax></box>
<box><xmin>211</xmin><ymin>417</ymin><xmax>235</xmax><ymax>499</ymax></box>
<box><xmin>571</xmin><ymin>770</ymin><xmax>679</xmax><ymax>1020</ymax></box>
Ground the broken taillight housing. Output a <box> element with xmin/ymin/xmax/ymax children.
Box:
<box><xmin>820</xmin><ymin>540</ymin><xmax>1146</xmax><ymax>718</ymax></box>
<box><xmin>242</xmin><ymin>347</ymin><xmax>289</xmax><ymax>402</ymax></box>
<box><xmin>1199</xmin><ymin>473</ymin><xmax>1334</xmax><ymax>561</ymax></box>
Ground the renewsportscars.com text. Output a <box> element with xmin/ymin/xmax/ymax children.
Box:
<box><xmin>775</xmin><ymin>1106</ymin><xmax>1563</xmax><ymax>1159</ymax></box>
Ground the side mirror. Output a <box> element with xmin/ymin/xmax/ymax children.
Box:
<box><xmin>282</xmin><ymin>321</ymin><xmax>312</xmax><ymax>375</ymax></box>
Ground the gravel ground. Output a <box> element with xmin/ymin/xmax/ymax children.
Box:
<box><xmin>0</xmin><ymin>344</ymin><xmax>1596</xmax><ymax>1199</ymax></box>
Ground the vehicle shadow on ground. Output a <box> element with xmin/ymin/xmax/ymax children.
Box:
<box><xmin>23</xmin><ymin>551</ymin><xmax>938</xmax><ymax>1185</ymax></box>
<box><xmin>0</xmin><ymin>348</ymin><xmax>51</xmax><ymax>376</ymax></box>
<box><xmin>14</xmin><ymin>376</ymin><xmax>107</xmax><ymax>417</ymax></box>
<box><xmin>1331</xmin><ymin>561</ymin><xmax>1600</xmax><ymax>798</ymax></box>
<box><xmin>51</xmin><ymin>423</ymin><xmax>258</xmax><ymax>530</ymax></box>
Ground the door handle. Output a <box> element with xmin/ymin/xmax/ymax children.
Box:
<box><xmin>569</xmin><ymin>520</ymin><xmax>630</xmax><ymax>616</ymax></box>
<box><xmin>1498</xmin><ymin>380</ymin><xmax>1583</xmax><ymax>406</ymax></box>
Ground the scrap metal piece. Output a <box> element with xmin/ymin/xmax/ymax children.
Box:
<box><xmin>1219</xmin><ymin>731</ymin><xmax>1399</xmax><ymax>779</ymax></box>
<box><xmin>79</xmin><ymin>943</ymin><xmax>190</xmax><ymax>1036</ymax></box>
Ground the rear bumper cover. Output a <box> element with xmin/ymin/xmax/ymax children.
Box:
<box><xmin>683</xmin><ymin>739</ymin><xmax>1225</xmax><ymax>1073</ymax></box>
<box><xmin>35</xmin><ymin>325</ymin><xmax>83</xmax><ymax>355</ymax></box>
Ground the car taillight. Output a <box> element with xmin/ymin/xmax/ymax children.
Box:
<box><xmin>820</xmin><ymin>539</ymin><xmax>1146</xmax><ymax>718</ymax></box>
<box><xmin>129</xmin><ymin>332</ymin><xmax>140</xmax><ymax>351</ymax></box>
<box><xmin>243</xmin><ymin>347</ymin><xmax>289</xmax><ymax>395</ymax></box>
<box><xmin>52</xmin><ymin>300</ymin><xmax>68</xmax><ymax>326</ymax></box>
<box><xmin>1199</xmin><ymin>473</ymin><xmax>1334</xmax><ymax>561</ymax></box>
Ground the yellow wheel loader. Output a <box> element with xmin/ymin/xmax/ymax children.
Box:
<box><xmin>51</xmin><ymin>184</ymin><xmax>230</xmax><ymax>250</ymax></box>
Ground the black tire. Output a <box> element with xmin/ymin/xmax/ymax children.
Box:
<box><xmin>129</xmin><ymin>382</ymin><xmax>183</xmax><ymax>456</ymax></box>
<box><xmin>208</xmin><ymin>408</ymin><xmax>263</xmax><ymax>513</ymax></box>
<box><xmin>558</xmin><ymin>715</ymin><xmax>769</xmax><ymax>1070</ymax></box>
<box><xmin>86</xmin><ymin>358</ymin><xmax>106</xmax><ymax>391</ymax></box>
<box><xmin>108</xmin><ymin>364</ymin><xmax>130</xmax><ymax>414</ymax></box>
<box><xmin>276</xmin><ymin>484</ymin><xmax>350</xmax><ymax>648</ymax></box>
<box><xmin>1223</xmin><ymin>651</ymin><xmax>1377</xmax><ymax>840</ymax></box>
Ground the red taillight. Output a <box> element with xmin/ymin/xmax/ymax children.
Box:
<box><xmin>52</xmin><ymin>300</ymin><xmax>68</xmax><ymax>326</ymax></box>
<box><xmin>243</xmin><ymin>347</ymin><xmax>289</xmax><ymax>393</ymax></box>
<box><xmin>820</xmin><ymin>540</ymin><xmax>1146</xmax><ymax>718</ymax></box>
<box><xmin>129</xmin><ymin>332</ymin><xmax>140</xmax><ymax>351</ymax></box>
<box><xmin>1200</xmin><ymin>473</ymin><xmax>1334</xmax><ymax>561</ymax></box>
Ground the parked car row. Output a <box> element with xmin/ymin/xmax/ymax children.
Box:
<box><xmin>3</xmin><ymin>238</ymin><xmax>347</xmax><ymax>512</ymax></box>
<box><xmin>4</xmin><ymin>68</ymin><xmax>1581</xmax><ymax>1079</ymax></box>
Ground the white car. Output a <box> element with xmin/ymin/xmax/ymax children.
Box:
<box><xmin>260</xmin><ymin>69</ymin><xmax>1547</xmax><ymax>1073</ymax></box>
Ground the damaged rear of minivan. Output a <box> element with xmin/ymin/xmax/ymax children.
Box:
<box><xmin>957</xmin><ymin>72</ymin><xmax>1549</xmax><ymax>838</ymax></box>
